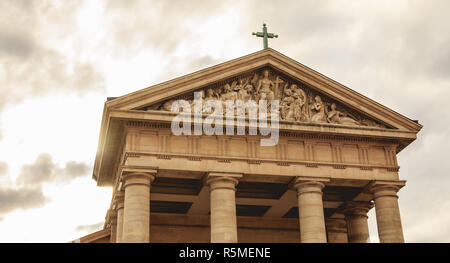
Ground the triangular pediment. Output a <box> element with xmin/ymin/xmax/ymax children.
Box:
<box><xmin>138</xmin><ymin>66</ymin><xmax>388</xmax><ymax>129</ymax></box>
<box><xmin>106</xmin><ymin>49</ymin><xmax>421</xmax><ymax>132</ymax></box>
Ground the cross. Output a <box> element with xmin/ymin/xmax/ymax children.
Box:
<box><xmin>252</xmin><ymin>23</ymin><xmax>278</xmax><ymax>50</ymax></box>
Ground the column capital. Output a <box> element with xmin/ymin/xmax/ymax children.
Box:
<box><xmin>369</xmin><ymin>180</ymin><xmax>406</xmax><ymax>200</ymax></box>
<box><xmin>343</xmin><ymin>201</ymin><xmax>374</xmax><ymax>219</ymax></box>
<box><xmin>294</xmin><ymin>177</ymin><xmax>329</xmax><ymax>195</ymax></box>
<box><xmin>122</xmin><ymin>172</ymin><xmax>156</xmax><ymax>188</ymax></box>
<box><xmin>206</xmin><ymin>172</ymin><xmax>241</xmax><ymax>191</ymax></box>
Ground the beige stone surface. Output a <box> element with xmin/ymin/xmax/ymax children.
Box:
<box><xmin>149</xmin><ymin>213</ymin><xmax>299</xmax><ymax>243</ymax></box>
<box><xmin>370</xmin><ymin>181</ymin><xmax>405</xmax><ymax>243</ymax></box>
<box><xmin>121</xmin><ymin>173</ymin><xmax>154</xmax><ymax>243</ymax></box>
<box><xmin>295</xmin><ymin>177</ymin><xmax>329</xmax><ymax>243</ymax></box>
<box><xmin>109</xmin><ymin>211</ymin><xmax>117</xmax><ymax>243</ymax></box>
<box><xmin>326</xmin><ymin>214</ymin><xmax>348</xmax><ymax>243</ymax></box>
<box><xmin>207</xmin><ymin>174</ymin><xmax>240</xmax><ymax>243</ymax></box>
<box><xmin>115</xmin><ymin>191</ymin><xmax>124</xmax><ymax>243</ymax></box>
<box><xmin>344</xmin><ymin>201</ymin><xmax>372</xmax><ymax>243</ymax></box>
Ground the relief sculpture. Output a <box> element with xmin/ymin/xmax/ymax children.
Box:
<box><xmin>146</xmin><ymin>68</ymin><xmax>386</xmax><ymax>128</ymax></box>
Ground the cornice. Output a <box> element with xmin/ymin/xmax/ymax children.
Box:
<box><xmin>122</xmin><ymin>151</ymin><xmax>400</xmax><ymax>173</ymax></box>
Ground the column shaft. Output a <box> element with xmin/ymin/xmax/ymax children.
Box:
<box><xmin>115</xmin><ymin>192</ymin><xmax>125</xmax><ymax>243</ymax></box>
<box><xmin>295</xmin><ymin>178</ymin><xmax>329</xmax><ymax>243</ymax></box>
<box><xmin>122</xmin><ymin>173</ymin><xmax>154</xmax><ymax>243</ymax></box>
<box><xmin>207</xmin><ymin>176</ymin><xmax>239</xmax><ymax>243</ymax></box>
<box><xmin>371</xmin><ymin>183</ymin><xmax>405</xmax><ymax>243</ymax></box>
<box><xmin>326</xmin><ymin>217</ymin><xmax>348</xmax><ymax>243</ymax></box>
<box><xmin>109</xmin><ymin>211</ymin><xmax>117</xmax><ymax>243</ymax></box>
<box><xmin>344</xmin><ymin>201</ymin><xmax>372</xmax><ymax>243</ymax></box>
<box><xmin>116</xmin><ymin>207</ymin><xmax>124</xmax><ymax>242</ymax></box>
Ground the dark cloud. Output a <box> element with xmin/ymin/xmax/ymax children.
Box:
<box><xmin>0</xmin><ymin>31</ymin><xmax>35</xmax><ymax>58</ymax></box>
<box><xmin>16</xmin><ymin>153</ymin><xmax>91</xmax><ymax>186</ymax></box>
<box><xmin>75</xmin><ymin>221</ymin><xmax>104</xmax><ymax>233</ymax></box>
<box><xmin>64</xmin><ymin>161</ymin><xmax>90</xmax><ymax>179</ymax></box>
<box><xmin>17</xmin><ymin>154</ymin><xmax>53</xmax><ymax>185</ymax></box>
<box><xmin>0</xmin><ymin>187</ymin><xmax>49</xmax><ymax>215</ymax></box>
<box><xmin>0</xmin><ymin>0</ymin><xmax>105</xmax><ymax>112</ymax></box>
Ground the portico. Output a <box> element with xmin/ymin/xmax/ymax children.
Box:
<box><xmin>89</xmin><ymin>48</ymin><xmax>421</xmax><ymax>243</ymax></box>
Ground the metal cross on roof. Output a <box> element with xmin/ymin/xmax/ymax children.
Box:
<box><xmin>252</xmin><ymin>23</ymin><xmax>278</xmax><ymax>50</ymax></box>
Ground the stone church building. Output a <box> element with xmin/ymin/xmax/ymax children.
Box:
<box><xmin>75</xmin><ymin>49</ymin><xmax>421</xmax><ymax>243</ymax></box>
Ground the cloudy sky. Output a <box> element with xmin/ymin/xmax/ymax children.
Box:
<box><xmin>0</xmin><ymin>0</ymin><xmax>449</xmax><ymax>242</ymax></box>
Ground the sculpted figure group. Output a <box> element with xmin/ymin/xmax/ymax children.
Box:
<box><xmin>151</xmin><ymin>69</ymin><xmax>383</xmax><ymax>128</ymax></box>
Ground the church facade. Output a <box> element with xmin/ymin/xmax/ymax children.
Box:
<box><xmin>77</xmin><ymin>49</ymin><xmax>421</xmax><ymax>243</ymax></box>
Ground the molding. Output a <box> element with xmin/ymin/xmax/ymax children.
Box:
<box><xmin>207</xmin><ymin>172</ymin><xmax>243</xmax><ymax>178</ymax></box>
<box><xmin>123</xmin><ymin>150</ymin><xmax>400</xmax><ymax>172</ymax></box>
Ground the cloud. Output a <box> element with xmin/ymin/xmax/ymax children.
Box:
<box><xmin>0</xmin><ymin>186</ymin><xmax>49</xmax><ymax>215</ymax></box>
<box><xmin>0</xmin><ymin>152</ymin><xmax>90</xmax><ymax>218</ymax></box>
<box><xmin>75</xmin><ymin>221</ymin><xmax>104</xmax><ymax>234</ymax></box>
<box><xmin>0</xmin><ymin>0</ymin><xmax>105</xmax><ymax>112</ymax></box>
<box><xmin>187</xmin><ymin>55</ymin><xmax>222</xmax><ymax>71</ymax></box>
<box><xmin>16</xmin><ymin>153</ymin><xmax>91</xmax><ymax>186</ymax></box>
<box><xmin>0</xmin><ymin>162</ymin><xmax>7</xmax><ymax>177</ymax></box>
<box><xmin>0</xmin><ymin>30</ymin><xmax>35</xmax><ymax>59</ymax></box>
<box><xmin>103</xmin><ymin>0</ymin><xmax>233</xmax><ymax>56</ymax></box>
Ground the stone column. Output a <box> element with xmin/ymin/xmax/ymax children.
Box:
<box><xmin>115</xmin><ymin>191</ymin><xmax>125</xmax><ymax>243</ymax></box>
<box><xmin>109</xmin><ymin>210</ymin><xmax>117</xmax><ymax>243</ymax></box>
<box><xmin>294</xmin><ymin>177</ymin><xmax>329</xmax><ymax>243</ymax></box>
<box><xmin>326</xmin><ymin>214</ymin><xmax>348</xmax><ymax>243</ymax></box>
<box><xmin>344</xmin><ymin>201</ymin><xmax>373</xmax><ymax>243</ymax></box>
<box><xmin>370</xmin><ymin>181</ymin><xmax>405</xmax><ymax>243</ymax></box>
<box><xmin>206</xmin><ymin>173</ymin><xmax>241</xmax><ymax>243</ymax></box>
<box><xmin>121</xmin><ymin>171</ymin><xmax>155</xmax><ymax>243</ymax></box>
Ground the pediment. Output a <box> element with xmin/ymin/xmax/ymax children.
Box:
<box><xmin>106</xmin><ymin>49</ymin><xmax>421</xmax><ymax>133</ymax></box>
<box><xmin>139</xmin><ymin>66</ymin><xmax>388</xmax><ymax>129</ymax></box>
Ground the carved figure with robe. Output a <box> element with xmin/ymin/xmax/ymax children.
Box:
<box><xmin>237</xmin><ymin>78</ymin><xmax>253</xmax><ymax>102</ymax></box>
<box><xmin>291</xmin><ymin>85</ymin><xmax>308</xmax><ymax>122</ymax></box>
<box><xmin>280</xmin><ymin>84</ymin><xmax>295</xmax><ymax>121</ymax></box>
<box><xmin>310</xmin><ymin>95</ymin><xmax>327</xmax><ymax>123</ymax></box>
<box><xmin>256</xmin><ymin>70</ymin><xmax>275</xmax><ymax>103</ymax></box>
<box><xmin>327</xmin><ymin>103</ymin><xmax>359</xmax><ymax>125</ymax></box>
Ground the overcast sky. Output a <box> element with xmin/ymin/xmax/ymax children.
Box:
<box><xmin>0</xmin><ymin>0</ymin><xmax>449</xmax><ymax>242</ymax></box>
